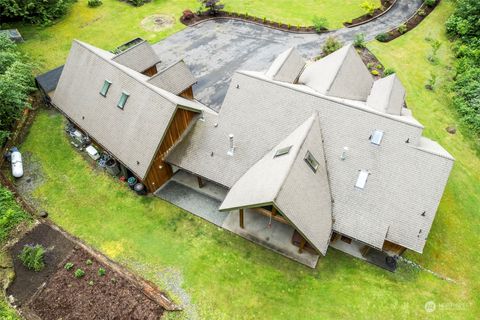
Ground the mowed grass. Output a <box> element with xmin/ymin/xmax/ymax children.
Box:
<box><xmin>18</xmin><ymin>1</ymin><xmax>479</xmax><ymax>318</ymax></box>
<box><xmin>10</xmin><ymin>0</ymin><xmax>378</xmax><ymax>73</ymax></box>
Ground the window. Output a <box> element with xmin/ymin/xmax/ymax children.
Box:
<box><xmin>304</xmin><ymin>151</ymin><xmax>319</xmax><ymax>173</ymax></box>
<box><xmin>117</xmin><ymin>91</ymin><xmax>129</xmax><ymax>109</ymax></box>
<box><xmin>355</xmin><ymin>170</ymin><xmax>369</xmax><ymax>189</ymax></box>
<box><xmin>274</xmin><ymin>145</ymin><xmax>292</xmax><ymax>158</ymax></box>
<box><xmin>370</xmin><ymin>129</ymin><xmax>384</xmax><ymax>145</ymax></box>
<box><xmin>99</xmin><ymin>80</ymin><xmax>112</xmax><ymax>97</ymax></box>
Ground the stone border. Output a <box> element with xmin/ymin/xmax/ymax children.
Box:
<box><xmin>344</xmin><ymin>0</ymin><xmax>398</xmax><ymax>28</ymax></box>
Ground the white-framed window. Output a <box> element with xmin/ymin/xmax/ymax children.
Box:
<box><xmin>117</xmin><ymin>91</ymin><xmax>129</xmax><ymax>109</ymax></box>
<box><xmin>274</xmin><ymin>145</ymin><xmax>292</xmax><ymax>158</ymax></box>
<box><xmin>355</xmin><ymin>170</ymin><xmax>369</xmax><ymax>189</ymax></box>
<box><xmin>370</xmin><ymin>129</ymin><xmax>384</xmax><ymax>145</ymax></box>
<box><xmin>100</xmin><ymin>80</ymin><xmax>112</xmax><ymax>97</ymax></box>
<box><xmin>304</xmin><ymin>151</ymin><xmax>319</xmax><ymax>173</ymax></box>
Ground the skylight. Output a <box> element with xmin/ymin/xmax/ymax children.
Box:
<box><xmin>100</xmin><ymin>80</ymin><xmax>111</xmax><ymax>97</ymax></box>
<box><xmin>370</xmin><ymin>130</ymin><xmax>384</xmax><ymax>145</ymax></box>
<box><xmin>355</xmin><ymin>170</ymin><xmax>369</xmax><ymax>189</ymax></box>
<box><xmin>304</xmin><ymin>151</ymin><xmax>319</xmax><ymax>173</ymax></box>
<box><xmin>274</xmin><ymin>145</ymin><xmax>292</xmax><ymax>158</ymax></box>
<box><xmin>117</xmin><ymin>91</ymin><xmax>129</xmax><ymax>109</ymax></box>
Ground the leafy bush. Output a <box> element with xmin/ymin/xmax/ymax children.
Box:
<box><xmin>127</xmin><ymin>0</ymin><xmax>147</xmax><ymax>6</ymax></box>
<box><xmin>321</xmin><ymin>37</ymin><xmax>342</xmax><ymax>56</ymax></box>
<box><xmin>417</xmin><ymin>9</ymin><xmax>426</xmax><ymax>17</ymax></box>
<box><xmin>384</xmin><ymin>68</ymin><xmax>395</xmax><ymax>76</ymax></box>
<box><xmin>87</xmin><ymin>0</ymin><xmax>102</xmax><ymax>7</ymax></box>
<box><xmin>198</xmin><ymin>0</ymin><xmax>224</xmax><ymax>15</ymax></box>
<box><xmin>0</xmin><ymin>187</ymin><xmax>30</xmax><ymax>242</ymax></box>
<box><xmin>424</xmin><ymin>0</ymin><xmax>436</xmax><ymax>7</ymax></box>
<box><xmin>397</xmin><ymin>24</ymin><xmax>407</xmax><ymax>34</ymax></box>
<box><xmin>361</xmin><ymin>1</ymin><xmax>377</xmax><ymax>16</ymax></box>
<box><xmin>0</xmin><ymin>0</ymin><xmax>73</xmax><ymax>25</ymax></box>
<box><xmin>98</xmin><ymin>268</ymin><xmax>106</xmax><ymax>276</ymax></box>
<box><xmin>312</xmin><ymin>16</ymin><xmax>328</xmax><ymax>32</ymax></box>
<box><xmin>64</xmin><ymin>262</ymin><xmax>74</xmax><ymax>270</ymax></box>
<box><xmin>86</xmin><ymin>259</ymin><xmax>93</xmax><ymax>265</ymax></box>
<box><xmin>371</xmin><ymin>70</ymin><xmax>379</xmax><ymax>76</ymax></box>
<box><xmin>375</xmin><ymin>64</ymin><xmax>383</xmax><ymax>69</ymax></box>
<box><xmin>375</xmin><ymin>33</ymin><xmax>390</xmax><ymax>42</ymax></box>
<box><xmin>353</xmin><ymin>33</ymin><xmax>366</xmax><ymax>48</ymax></box>
<box><xmin>88</xmin><ymin>280</ymin><xmax>94</xmax><ymax>286</ymax></box>
<box><xmin>74</xmin><ymin>268</ymin><xmax>85</xmax><ymax>278</ymax></box>
<box><xmin>366</xmin><ymin>62</ymin><xmax>375</xmax><ymax>69</ymax></box>
<box><xmin>19</xmin><ymin>244</ymin><xmax>45</xmax><ymax>272</ymax></box>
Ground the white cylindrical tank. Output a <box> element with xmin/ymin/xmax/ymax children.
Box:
<box><xmin>11</xmin><ymin>147</ymin><xmax>23</xmax><ymax>178</ymax></box>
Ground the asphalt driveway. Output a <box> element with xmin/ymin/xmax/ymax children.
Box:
<box><xmin>152</xmin><ymin>0</ymin><xmax>422</xmax><ymax>111</ymax></box>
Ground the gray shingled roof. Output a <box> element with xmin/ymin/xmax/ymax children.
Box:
<box><xmin>265</xmin><ymin>47</ymin><xmax>305</xmax><ymax>83</ymax></box>
<box><xmin>367</xmin><ymin>74</ymin><xmax>406</xmax><ymax>115</ymax></box>
<box><xmin>112</xmin><ymin>40</ymin><xmax>161</xmax><ymax>73</ymax></box>
<box><xmin>148</xmin><ymin>60</ymin><xmax>197</xmax><ymax>95</ymax></box>
<box><xmin>299</xmin><ymin>44</ymin><xmax>373</xmax><ymax>101</ymax></box>
<box><xmin>167</xmin><ymin>46</ymin><xmax>454</xmax><ymax>253</ymax></box>
<box><xmin>220</xmin><ymin>113</ymin><xmax>332</xmax><ymax>255</ymax></box>
<box><xmin>53</xmin><ymin>40</ymin><xmax>205</xmax><ymax>179</ymax></box>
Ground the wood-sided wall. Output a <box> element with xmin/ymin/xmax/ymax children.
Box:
<box><xmin>143</xmin><ymin>108</ymin><xmax>197</xmax><ymax>192</ymax></box>
<box><xmin>142</xmin><ymin>65</ymin><xmax>158</xmax><ymax>77</ymax></box>
<box><xmin>382</xmin><ymin>240</ymin><xmax>406</xmax><ymax>255</ymax></box>
<box><xmin>179</xmin><ymin>86</ymin><xmax>194</xmax><ymax>100</ymax></box>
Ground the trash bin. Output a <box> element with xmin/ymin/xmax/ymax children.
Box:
<box><xmin>127</xmin><ymin>177</ymin><xmax>137</xmax><ymax>189</ymax></box>
<box><xmin>134</xmin><ymin>183</ymin><xmax>147</xmax><ymax>195</ymax></box>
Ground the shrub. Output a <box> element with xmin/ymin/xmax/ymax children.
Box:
<box><xmin>182</xmin><ymin>9</ymin><xmax>194</xmax><ymax>20</ymax></box>
<box><xmin>361</xmin><ymin>1</ymin><xmax>377</xmax><ymax>16</ymax></box>
<box><xmin>371</xmin><ymin>70</ymin><xmax>380</xmax><ymax>76</ymax></box>
<box><xmin>198</xmin><ymin>0</ymin><xmax>224</xmax><ymax>15</ymax></box>
<box><xmin>0</xmin><ymin>0</ymin><xmax>73</xmax><ymax>25</ymax></box>
<box><xmin>384</xmin><ymin>68</ymin><xmax>395</xmax><ymax>76</ymax></box>
<box><xmin>0</xmin><ymin>186</ymin><xmax>31</xmax><ymax>242</ymax></box>
<box><xmin>64</xmin><ymin>262</ymin><xmax>74</xmax><ymax>270</ymax></box>
<box><xmin>375</xmin><ymin>33</ymin><xmax>390</xmax><ymax>42</ymax></box>
<box><xmin>88</xmin><ymin>280</ymin><xmax>94</xmax><ymax>286</ymax></box>
<box><xmin>87</xmin><ymin>0</ymin><xmax>102</xmax><ymax>7</ymax></box>
<box><xmin>86</xmin><ymin>259</ymin><xmax>93</xmax><ymax>265</ymax></box>
<box><xmin>263</xmin><ymin>17</ymin><xmax>266</xmax><ymax>23</ymax></box>
<box><xmin>424</xmin><ymin>0</ymin><xmax>436</xmax><ymax>7</ymax></box>
<box><xmin>19</xmin><ymin>244</ymin><xmax>45</xmax><ymax>272</ymax></box>
<box><xmin>417</xmin><ymin>9</ymin><xmax>426</xmax><ymax>17</ymax></box>
<box><xmin>366</xmin><ymin>62</ymin><xmax>375</xmax><ymax>69</ymax></box>
<box><xmin>127</xmin><ymin>0</ymin><xmax>147</xmax><ymax>6</ymax></box>
<box><xmin>397</xmin><ymin>24</ymin><xmax>407</xmax><ymax>34</ymax></box>
<box><xmin>321</xmin><ymin>37</ymin><xmax>342</xmax><ymax>56</ymax></box>
<box><xmin>74</xmin><ymin>268</ymin><xmax>85</xmax><ymax>278</ymax></box>
<box><xmin>312</xmin><ymin>16</ymin><xmax>328</xmax><ymax>32</ymax></box>
<box><xmin>353</xmin><ymin>33</ymin><xmax>366</xmax><ymax>48</ymax></box>
<box><xmin>98</xmin><ymin>268</ymin><xmax>106</xmax><ymax>276</ymax></box>
<box><xmin>376</xmin><ymin>64</ymin><xmax>383</xmax><ymax>69</ymax></box>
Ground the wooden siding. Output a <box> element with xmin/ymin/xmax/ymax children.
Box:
<box><xmin>142</xmin><ymin>65</ymin><xmax>158</xmax><ymax>77</ymax></box>
<box><xmin>382</xmin><ymin>240</ymin><xmax>406</xmax><ymax>255</ymax></box>
<box><xmin>179</xmin><ymin>86</ymin><xmax>194</xmax><ymax>100</ymax></box>
<box><xmin>143</xmin><ymin>108</ymin><xmax>197</xmax><ymax>192</ymax></box>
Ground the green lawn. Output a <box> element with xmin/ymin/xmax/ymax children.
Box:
<box><xmin>10</xmin><ymin>0</ymin><xmax>378</xmax><ymax>73</ymax></box>
<box><xmin>16</xmin><ymin>1</ymin><xmax>479</xmax><ymax>319</ymax></box>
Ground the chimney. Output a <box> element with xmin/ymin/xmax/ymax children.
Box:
<box><xmin>227</xmin><ymin>134</ymin><xmax>235</xmax><ymax>156</ymax></box>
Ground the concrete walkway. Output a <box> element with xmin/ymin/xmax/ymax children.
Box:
<box><xmin>153</xmin><ymin>0</ymin><xmax>423</xmax><ymax>110</ymax></box>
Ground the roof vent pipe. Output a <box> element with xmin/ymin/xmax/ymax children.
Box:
<box><xmin>340</xmin><ymin>147</ymin><xmax>349</xmax><ymax>160</ymax></box>
<box><xmin>227</xmin><ymin>134</ymin><xmax>235</xmax><ymax>156</ymax></box>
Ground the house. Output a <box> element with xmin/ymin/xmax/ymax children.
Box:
<box><xmin>52</xmin><ymin>40</ymin><xmax>454</xmax><ymax>269</ymax></box>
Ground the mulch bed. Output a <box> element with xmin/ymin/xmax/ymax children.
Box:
<box><xmin>344</xmin><ymin>0</ymin><xmax>396</xmax><ymax>27</ymax></box>
<box><xmin>377</xmin><ymin>1</ymin><xmax>439</xmax><ymax>42</ymax></box>
<box><xmin>356</xmin><ymin>47</ymin><xmax>385</xmax><ymax>80</ymax></box>
<box><xmin>181</xmin><ymin>11</ymin><xmax>323</xmax><ymax>33</ymax></box>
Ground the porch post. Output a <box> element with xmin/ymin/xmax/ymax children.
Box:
<box><xmin>239</xmin><ymin>209</ymin><xmax>244</xmax><ymax>229</ymax></box>
<box><xmin>299</xmin><ymin>237</ymin><xmax>306</xmax><ymax>254</ymax></box>
<box><xmin>197</xmin><ymin>176</ymin><xmax>205</xmax><ymax>188</ymax></box>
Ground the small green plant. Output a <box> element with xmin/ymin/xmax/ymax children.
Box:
<box><xmin>19</xmin><ymin>244</ymin><xmax>45</xmax><ymax>272</ymax></box>
<box><xmin>321</xmin><ymin>36</ymin><xmax>342</xmax><ymax>56</ymax></box>
<box><xmin>88</xmin><ymin>280</ymin><xmax>94</xmax><ymax>286</ymax></box>
<box><xmin>287</xmin><ymin>24</ymin><xmax>291</xmax><ymax>29</ymax></box>
<box><xmin>64</xmin><ymin>262</ymin><xmax>74</xmax><ymax>270</ymax></box>
<box><xmin>86</xmin><ymin>259</ymin><xmax>93</xmax><ymax>265</ymax></box>
<box><xmin>361</xmin><ymin>1</ymin><xmax>377</xmax><ymax>16</ymax></box>
<box><xmin>371</xmin><ymin>69</ymin><xmax>380</xmax><ymax>76</ymax></box>
<box><xmin>312</xmin><ymin>16</ymin><xmax>328</xmax><ymax>32</ymax></box>
<box><xmin>384</xmin><ymin>67</ymin><xmax>395</xmax><ymax>76</ymax></box>
<box><xmin>74</xmin><ymin>268</ymin><xmax>85</xmax><ymax>278</ymax></box>
<box><xmin>353</xmin><ymin>33</ymin><xmax>366</xmax><ymax>48</ymax></box>
<box><xmin>128</xmin><ymin>0</ymin><xmax>146</xmax><ymax>6</ymax></box>
<box><xmin>417</xmin><ymin>8</ymin><xmax>426</xmax><ymax>16</ymax></box>
<box><xmin>424</xmin><ymin>0</ymin><xmax>436</xmax><ymax>7</ymax></box>
<box><xmin>98</xmin><ymin>268</ymin><xmax>106</xmax><ymax>276</ymax></box>
<box><xmin>87</xmin><ymin>0</ymin><xmax>102</xmax><ymax>8</ymax></box>
<box><xmin>397</xmin><ymin>24</ymin><xmax>407</xmax><ymax>34</ymax></box>
<box><xmin>375</xmin><ymin>64</ymin><xmax>383</xmax><ymax>70</ymax></box>
<box><xmin>375</xmin><ymin>33</ymin><xmax>390</xmax><ymax>42</ymax></box>
<box><xmin>263</xmin><ymin>17</ymin><xmax>266</xmax><ymax>23</ymax></box>
<box><xmin>425</xmin><ymin>72</ymin><xmax>437</xmax><ymax>91</ymax></box>
<box><xmin>366</xmin><ymin>62</ymin><xmax>375</xmax><ymax>69</ymax></box>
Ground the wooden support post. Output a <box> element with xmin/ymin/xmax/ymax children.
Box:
<box><xmin>239</xmin><ymin>209</ymin><xmax>244</xmax><ymax>229</ymax></box>
<box><xmin>298</xmin><ymin>237</ymin><xmax>306</xmax><ymax>254</ymax></box>
<box><xmin>197</xmin><ymin>176</ymin><xmax>205</xmax><ymax>188</ymax></box>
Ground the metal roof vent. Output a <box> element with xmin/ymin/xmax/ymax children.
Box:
<box><xmin>370</xmin><ymin>130</ymin><xmax>384</xmax><ymax>145</ymax></box>
<box><xmin>227</xmin><ymin>134</ymin><xmax>235</xmax><ymax>156</ymax></box>
<box><xmin>340</xmin><ymin>147</ymin><xmax>349</xmax><ymax>160</ymax></box>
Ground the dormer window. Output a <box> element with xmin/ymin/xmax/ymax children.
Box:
<box><xmin>370</xmin><ymin>129</ymin><xmax>384</xmax><ymax>145</ymax></box>
<box><xmin>117</xmin><ymin>91</ymin><xmax>129</xmax><ymax>109</ymax></box>
<box><xmin>100</xmin><ymin>80</ymin><xmax>111</xmax><ymax>97</ymax></box>
<box><xmin>355</xmin><ymin>170</ymin><xmax>369</xmax><ymax>189</ymax></box>
<box><xmin>304</xmin><ymin>151</ymin><xmax>319</xmax><ymax>173</ymax></box>
<box><xmin>274</xmin><ymin>145</ymin><xmax>292</xmax><ymax>158</ymax></box>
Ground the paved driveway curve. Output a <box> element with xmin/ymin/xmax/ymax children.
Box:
<box><xmin>153</xmin><ymin>0</ymin><xmax>423</xmax><ymax>111</ymax></box>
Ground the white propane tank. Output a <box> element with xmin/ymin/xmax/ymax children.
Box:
<box><xmin>11</xmin><ymin>147</ymin><xmax>23</xmax><ymax>178</ymax></box>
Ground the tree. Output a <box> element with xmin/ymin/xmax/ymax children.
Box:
<box><xmin>198</xmin><ymin>0</ymin><xmax>224</xmax><ymax>15</ymax></box>
<box><xmin>0</xmin><ymin>0</ymin><xmax>72</xmax><ymax>25</ymax></box>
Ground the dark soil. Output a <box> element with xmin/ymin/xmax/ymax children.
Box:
<box><xmin>29</xmin><ymin>249</ymin><xmax>164</xmax><ymax>320</ymax></box>
<box><xmin>7</xmin><ymin>223</ymin><xmax>75</xmax><ymax>305</ymax></box>
<box><xmin>357</xmin><ymin>47</ymin><xmax>384</xmax><ymax>80</ymax></box>
<box><xmin>344</xmin><ymin>0</ymin><xmax>395</xmax><ymax>27</ymax></box>
<box><xmin>181</xmin><ymin>11</ymin><xmax>321</xmax><ymax>33</ymax></box>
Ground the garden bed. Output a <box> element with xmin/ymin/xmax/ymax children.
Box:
<box><xmin>344</xmin><ymin>0</ymin><xmax>396</xmax><ymax>27</ymax></box>
<box><xmin>376</xmin><ymin>0</ymin><xmax>439</xmax><ymax>42</ymax></box>
<box><xmin>181</xmin><ymin>11</ymin><xmax>326</xmax><ymax>34</ymax></box>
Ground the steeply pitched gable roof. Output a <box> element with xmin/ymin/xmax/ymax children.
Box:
<box><xmin>265</xmin><ymin>47</ymin><xmax>305</xmax><ymax>83</ymax></box>
<box><xmin>367</xmin><ymin>74</ymin><xmax>406</xmax><ymax>115</ymax></box>
<box><xmin>219</xmin><ymin>113</ymin><xmax>332</xmax><ymax>255</ymax></box>
<box><xmin>148</xmin><ymin>60</ymin><xmax>197</xmax><ymax>95</ymax></box>
<box><xmin>299</xmin><ymin>44</ymin><xmax>373</xmax><ymax>101</ymax></box>
<box><xmin>112</xmin><ymin>40</ymin><xmax>161</xmax><ymax>73</ymax></box>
